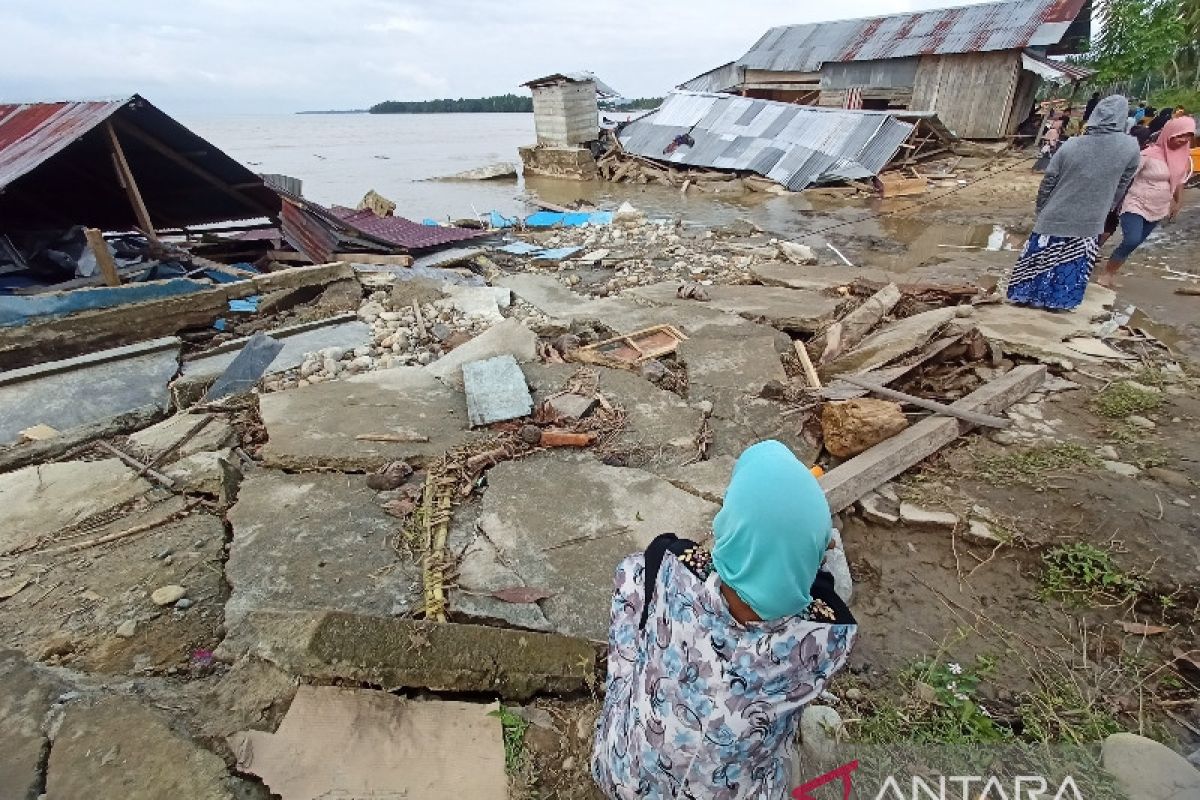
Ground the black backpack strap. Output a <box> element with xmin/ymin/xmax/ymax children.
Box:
<box><xmin>639</xmin><ymin>533</ymin><xmax>699</xmax><ymax>630</ymax></box>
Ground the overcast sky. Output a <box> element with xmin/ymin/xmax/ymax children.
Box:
<box><xmin>2</xmin><ymin>0</ymin><xmax>1001</xmax><ymax>116</ymax></box>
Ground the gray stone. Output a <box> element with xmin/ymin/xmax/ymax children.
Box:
<box><xmin>115</xmin><ymin>620</ymin><xmax>138</xmax><ymax>638</ymax></box>
<box><xmin>799</xmin><ymin>705</ymin><xmax>844</xmax><ymax>762</ymax></box>
<box><xmin>468</xmin><ymin>454</ymin><xmax>720</xmax><ymax>639</ymax></box>
<box><xmin>46</xmin><ymin>695</ymin><xmax>234</xmax><ymax>800</ymax></box>
<box><xmin>1097</xmin><ymin>445</ymin><xmax>1121</xmax><ymax>461</ymax></box>
<box><xmin>1102</xmin><ymin>732</ymin><xmax>1200</xmax><ymax>800</ymax></box>
<box><xmin>0</xmin><ymin>459</ymin><xmax>152</xmax><ymax>553</ymax></box>
<box><xmin>234</xmin><ymin>611</ymin><xmax>595</xmax><ymax>702</ymax></box>
<box><xmin>1147</xmin><ymin>467</ymin><xmax>1192</xmax><ymax>489</ymax></box>
<box><xmin>974</xmin><ymin>285</ymin><xmax>1117</xmax><ymax>366</ymax></box>
<box><xmin>221</xmin><ymin>472</ymin><xmax>423</xmax><ymax>657</ymax></box>
<box><xmin>462</xmin><ymin>355</ymin><xmax>534</xmax><ymax>427</ymax></box>
<box><xmin>1127</xmin><ymin>415</ymin><xmax>1156</xmax><ymax>430</ymax></box>
<box><xmin>442</xmin><ymin>285</ymin><xmax>510</xmax><ymax>323</ymax></box>
<box><xmin>965</xmin><ymin>519</ymin><xmax>1002</xmax><ymax>546</ymax></box>
<box><xmin>164</xmin><ymin>449</ymin><xmax>238</xmax><ymax>496</ymax></box>
<box><xmin>899</xmin><ymin>503</ymin><xmax>959</xmax><ymax>529</ymax></box>
<box><xmin>546</xmin><ymin>393</ymin><xmax>598</xmax><ymax>421</ymax></box>
<box><xmin>128</xmin><ymin>414</ymin><xmax>237</xmax><ymax>463</ymax></box>
<box><xmin>180</xmin><ymin>318</ymin><xmax>371</xmax><ymax>384</ymax></box>
<box><xmin>825</xmin><ymin>308</ymin><xmax>957</xmax><ymax>375</ymax></box>
<box><xmin>425</xmin><ymin>319</ymin><xmax>537</xmax><ymax>388</ymax></box>
<box><xmin>151</xmin><ymin>584</ymin><xmax>187</xmax><ymax>606</ymax></box>
<box><xmin>1103</xmin><ymin>460</ymin><xmax>1141</xmax><ymax>477</ymax></box>
<box><xmin>258</xmin><ymin>367</ymin><xmax>478</xmax><ymax>471</ymax></box>
<box><xmin>627</xmin><ymin>282</ymin><xmax>840</xmax><ymax>334</ymax></box>
<box><xmin>0</xmin><ymin>650</ymin><xmax>67</xmax><ymax>800</ymax></box>
<box><xmin>0</xmin><ymin>337</ymin><xmax>179</xmax><ymax>445</ymax></box>
<box><xmin>823</xmin><ymin>545</ymin><xmax>853</xmax><ymax>604</ymax></box>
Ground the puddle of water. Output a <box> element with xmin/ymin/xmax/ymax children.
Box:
<box><xmin>1128</xmin><ymin>308</ymin><xmax>1187</xmax><ymax>350</ymax></box>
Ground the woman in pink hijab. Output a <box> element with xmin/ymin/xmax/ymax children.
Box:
<box><xmin>1097</xmin><ymin>115</ymin><xmax>1196</xmax><ymax>288</ymax></box>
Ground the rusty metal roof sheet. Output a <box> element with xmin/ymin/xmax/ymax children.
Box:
<box><xmin>618</xmin><ymin>91</ymin><xmax>915</xmax><ymax>191</ymax></box>
<box><xmin>330</xmin><ymin>207</ymin><xmax>488</xmax><ymax>251</ymax></box>
<box><xmin>0</xmin><ymin>95</ymin><xmax>280</xmax><ymax>231</ymax></box>
<box><xmin>739</xmin><ymin>0</ymin><xmax>1089</xmax><ymax>73</ymax></box>
<box><xmin>1020</xmin><ymin>49</ymin><xmax>1094</xmax><ymax>83</ymax></box>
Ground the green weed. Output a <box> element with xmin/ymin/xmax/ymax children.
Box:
<box><xmin>1091</xmin><ymin>381</ymin><xmax>1163</xmax><ymax>419</ymax></box>
<box><xmin>976</xmin><ymin>443</ymin><xmax>1098</xmax><ymax>485</ymax></box>
<box><xmin>1040</xmin><ymin>543</ymin><xmax>1144</xmax><ymax>607</ymax></box>
<box><xmin>490</xmin><ymin>705</ymin><xmax>530</xmax><ymax>774</ymax></box>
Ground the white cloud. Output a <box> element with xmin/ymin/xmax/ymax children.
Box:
<box><xmin>0</xmin><ymin>0</ymin><xmax>995</xmax><ymax>114</ymax></box>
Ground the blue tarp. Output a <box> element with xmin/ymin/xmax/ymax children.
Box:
<box><xmin>524</xmin><ymin>210</ymin><xmax>613</xmax><ymax>228</ymax></box>
<box><xmin>228</xmin><ymin>296</ymin><xmax>260</xmax><ymax>313</ymax></box>
<box><xmin>489</xmin><ymin>211</ymin><xmax>518</xmax><ymax>229</ymax></box>
<box><xmin>0</xmin><ymin>279</ymin><xmax>212</xmax><ymax>327</ymax></box>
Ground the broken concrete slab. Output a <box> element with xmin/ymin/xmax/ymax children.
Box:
<box><xmin>467</xmin><ymin>454</ymin><xmax>720</xmax><ymax>639</ymax></box>
<box><xmin>462</xmin><ymin>355</ymin><xmax>534</xmax><ymax>427</ymax></box>
<box><xmin>823</xmin><ymin>307</ymin><xmax>957</xmax><ymax>377</ymax></box>
<box><xmin>46</xmin><ymin>695</ymin><xmax>234</xmax><ymax>800</ymax></box>
<box><xmin>0</xmin><ymin>459</ymin><xmax>153</xmax><ymax>554</ymax></box>
<box><xmin>221</xmin><ymin>473</ymin><xmax>423</xmax><ymax>656</ymax></box>
<box><xmin>523</xmin><ymin>363</ymin><xmax>703</xmax><ymax>465</ymax></box>
<box><xmin>258</xmin><ymin>367</ymin><xmax>477</xmax><ymax>470</ymax></box>
<box><xmin>164</xmin><ymin>449</ymin><xmax>240</xmax><ymax>496</ymax></box>
<box><xmin>425</xmin><ymin>318</ymin><xmax>538</xmax><ymax>388</ymax></box>
<box><xmin>229</xmin><ymin>686</ymin><xmax>507</xmax><ymax>800</ymax></box>
<box><xmin>0</xmin><ymin>337</ymin><xmax>179</xmax><ymax>445</ymax></box>
<box><xmin>236</xmin><ymin>610</ymin><xmax>596</xmax><ymax>701</ymax></box>
<box><xmin>0</xmin><ymin>650</ymin><xmax>68</xmax><ymax>800</ymax></box>
<box><xmin>899</xmin><ymin>502</ymin><xmax>959</xmax><ymax>529</ymax></box>
<box><xmin>751</xmin><ymin>261</ymin><xmax>892</xmax><ymax>292</ymax></box>
<box><xmin>179</xmin><ymin>315</ymin><xmax>372</xmax><ymax>384</ymax></box>
<box><xmin>627</xmin><ymin>281</ymin><xmax>840</xmax><ymax>333</ymax></box>
<box><xmin>441</xmin><ymin>284</ymin><xmax>512</xmax><ymax>324</ymax></box>
<box><xmin>974</xmin><ymin>284</ymin><xmax>1116</xmax><ymax>367</ymax></box>
<box><xmin>658</xmin><ymin>455</ymin><xmax>735</xmax><ymax>503</ymax></box>
<box><xmin>450</xmin><ymin>523</ymin><xmax>555</xmax><ymax>631</ymax></box>
<box><xmin>128</xmin><ymin>413</ymin><xmax>237</xmax><ymax>463</ymax></box>
<box><xmin>201</xmin><ymin>332</ymin><xmax>285</xmax><ymax>401</ymax></box>
<box><xmin>678</xmin><ymin>329</ymin><xmax>787</xmax><ymax>395</ymax></box>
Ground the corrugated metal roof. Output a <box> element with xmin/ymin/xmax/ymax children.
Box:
<box><xmin>618</xmin><ymin>91</ymin><xmax>915</xmax><ymax>191</ymax></box>
<box><xmin>738</xmin><ymin>0</ymin><xmax>1089</xmax><ymax>73</ymax></box>
<box><xmin>0</xmin><ymin>99</ymin><xmax>128</xmax><ymax>190</ymax></box>
<box><xmin>1020</xmin><ymin>49</ymin><xmax>1094</xmax><ymax>83</ymax></box>
<box><xmin>330</xmin><ymin>207</ymin><xmax>488</xmax><ymax>251</ymax></box>
<box><xmin>0</xmin><ymin>95</ymin><xmax>280</xmax><ymax>231</ymax></box>
<box><xmin>677</xmin><ymin>62</ymin><xmax>746</xmax><ymax>93</ymax></box>
<box><xmin>521</xmin><ymin>72</ymin><xmax>620</xmax><ymax>99</ymax></box>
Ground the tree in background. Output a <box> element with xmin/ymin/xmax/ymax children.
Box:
<box><xmin>1082</xmin><ymin>0</ymin><xmax>1195</xmax><ymax>109</ymax></box>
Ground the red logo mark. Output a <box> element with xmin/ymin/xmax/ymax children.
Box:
<box><xmin>792</xmin><ymin>760</ymin><xmax>859</xmax><ymax>800</ymax></box>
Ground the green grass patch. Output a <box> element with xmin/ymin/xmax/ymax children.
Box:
<box><xmin>490</xmin><ymin>705</ymin><xmax>530</xmax><ymax>774</ymax></box>
<box><xmin>976</xmin><ymin>443</ymin><xmax>1098</xmax><ymax>485</ymax></box>
<box><xmin>1091</xmin><ymin>381</ymin><xmax>1163</xmax><ymax>419</ymax></box>
<box><xmin>1041</xmin><ymin>543</ymin><xmax>1144</xmax><ymax>607</ymax></box>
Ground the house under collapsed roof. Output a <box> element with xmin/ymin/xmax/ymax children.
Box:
<box><xmin>0</xmin><ymin>95</ymin><xmax>281</xmax><ymax>233</ymax></box>
<box><xmin>679</xmin><ymin>0</ymin><xmax>1093</xmax><ymax>139</ymax></box>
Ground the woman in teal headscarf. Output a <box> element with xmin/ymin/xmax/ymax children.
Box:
<box><xmin>592</xmin><ymin>440</ymin><xmax>858</xmax><ymax>800</ymax></box>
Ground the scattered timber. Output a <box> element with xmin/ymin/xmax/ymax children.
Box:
<box><xmin>837</xmin><ymin>375</ymin><xmax>1011</xmax><ymax>428</ymax></box>
<box><xmin>819</xmin><ymin>364</ymin><xmax>1046</xmax><ymax>512</ymax></box>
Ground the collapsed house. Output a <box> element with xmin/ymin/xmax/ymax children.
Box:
<box><xmin>518</xmin><ymin>72</ymin><xmax>620</xmax><ymax>180</ymax></box>
<box><xmin>680</xmin><ymin>0</ymin><xmax>1094</xmax><ymax>139</ymax></box>
<box><xmin>608</xmin><ymin>91</ymin><xmax>951</xmax><ymax>192</ymax></box>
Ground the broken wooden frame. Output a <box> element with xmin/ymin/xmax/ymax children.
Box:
<box><xmin>576</xmin><ymin>324</ymin><xmax>687</xmax><ymax>365</ymax></box>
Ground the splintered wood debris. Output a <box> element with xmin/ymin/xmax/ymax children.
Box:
<box><xmin>576</xmin><ymin>324</ymin><xmax>687</xmax><ymax>365</ymax></box>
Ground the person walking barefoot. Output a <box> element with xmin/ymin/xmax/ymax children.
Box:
<box><xmin>1006</xmin><ymin>96</ymin><xmax>1140</xmax><ymax>310</ymax></box>
<box><xmin>1096</xmin><ymin>115</ymin><xmax>1196</xmax><ymax>289</ymax></box>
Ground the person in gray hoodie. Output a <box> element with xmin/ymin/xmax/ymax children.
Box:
<box><xmin>1006</xmin><ymin>95</ymin><xmax>1141</xmax><ymax>310</ymax></box>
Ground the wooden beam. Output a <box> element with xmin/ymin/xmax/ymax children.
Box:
<box><xmin>793</xmin><ymin>341</ymin><xmax>822</xmax><ymax>389</ymax></box>
<box><xmin>111</xmin><ymin>118</ymin><xmax>277</xmax><ymax>219</ymax></box>
<box><xmin>83</xmin><ymin>228</ymin><xmax>123</xmax><ymax>287</ymax></box>
<box><xmin>819</xmin><ymin>364</ymin><xmax>1045</xmax><ymax>512</ymax></box>
<box><xmin>269</xmin><ymin>250</ymin><xmax>413</xmax><ymax>267</ymax></box>
<box><xmin>837</xmin><ymin>375</ymin><xmax>1012</xmax><ymax>428</ymax></box>
<box><xmin>104</xmin><ymin>121</ymin><xmax>159</xmax><ymax>243</ymax></box>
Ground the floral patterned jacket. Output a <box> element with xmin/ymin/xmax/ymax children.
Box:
<box><xmin>592</xmin><ymin>552</ymin><xmax>856</xmax><ymax>800</ymax></box>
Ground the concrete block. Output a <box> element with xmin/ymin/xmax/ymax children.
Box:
<box><xmin>462</xmin><ymin>355</ymin><xmax>534</xmax><ymax>427</ymax></box>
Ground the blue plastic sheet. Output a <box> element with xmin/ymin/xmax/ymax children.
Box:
<box><xmin>0</xmin><ymin>278</ymin><xmax>211</xmax><ymax>327</ymax></box>
<box><xmin>228</xmin><ymin>296</ymin><xmax>260</xmax><ymax>313</ymax></box>
<box><xmin>523</xmin><ymin>210</ymin><xmax>613</xmax><ymax>228</ymax></box>
<box><xmin>496</xmin><ymin>241</ymin><xmax>543</xmax><ymax>255</ymax></box>
<box><xmin>489</xmin><ymin>211</ymin><xmax>518</xmax><ymax>229</ymax></box>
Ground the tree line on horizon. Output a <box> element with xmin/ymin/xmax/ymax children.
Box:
<box><xmin>369</xmin><ymin>94</ymin><xmax>532</xmax><ymax>113</ymax></box>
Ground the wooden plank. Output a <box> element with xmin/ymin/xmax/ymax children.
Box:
<box><xmin>269</xmin><ymin>250</ymin><xmax>414</xmax><ymax>267</ymax></box>
<box><xmin>104</xmin><ymin>121</ymin><xmax>159</xmax><ymax>243</ymax></box>
<box><xmin>793</xmin><ymin>341</ymin><xmax>822</xmax><ymax>389</ymax></box>
<box><xmin>838</xmin><ymin>375</ymin><xmax>1011</xmax><ymax>428</ymax></box>
<box><xmin>112</xmin><ymin>118</ymin><xmax>276</xmax><ymax>219</ymax></box>
<box><xmin>818</xmin><ymin>364</ymin><xmax>1045</xmax><ymax>512</ymax></box>
<box><xmin>83</xmin><ymin>228</ymin><xmax>122</xmax><ymax>287</ymax></box>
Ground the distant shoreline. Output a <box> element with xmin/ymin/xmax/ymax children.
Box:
<box><xmin>296</xmin><ymin>110</ymin><xmax>369</xmax><ymax>115</ymax></box>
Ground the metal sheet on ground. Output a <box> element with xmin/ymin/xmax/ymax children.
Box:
<box><xmin>202</xmin><ymin>332</ymin><xmax>284</xmax><ymax>401</ymax></box>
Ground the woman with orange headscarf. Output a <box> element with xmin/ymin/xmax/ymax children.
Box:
<box><xmin>1097</xmin><ymin>115</ymin><xmax>1196</xmax><ymax>288</ymax></box>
